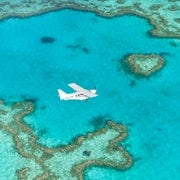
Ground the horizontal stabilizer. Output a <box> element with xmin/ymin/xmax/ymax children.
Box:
<box><xmin>58</xmin><ymin>89</ymin><xmax>67</xmax><ymax>99</ymax></box>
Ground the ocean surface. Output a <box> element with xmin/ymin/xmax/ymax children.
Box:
<box><xmin>0</xmin><ymin>9</ymin><xmax>180</xmax><ymax>179</ymax></box>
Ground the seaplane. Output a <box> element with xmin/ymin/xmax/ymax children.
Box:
<box><xmin>58</xmin><ymin>83</ymin><xmax>98</xmax><ymax>101</ymax></box>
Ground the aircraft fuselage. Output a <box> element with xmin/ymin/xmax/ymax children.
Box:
<box><xmin>62</xmin><ymin>89</ymin><xmax>97</xmax><ymax>100</ymax></box>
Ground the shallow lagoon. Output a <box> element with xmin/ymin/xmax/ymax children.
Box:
<box><xmin>0</xmin><ymin>9</ymin><xmax>179</xmax><ymax>179</ymax></box>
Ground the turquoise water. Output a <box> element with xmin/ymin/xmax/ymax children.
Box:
<box><xmin>0</xmin><ymin>9</ymin><xmax>180</xmax><ymax>179</ymax></box>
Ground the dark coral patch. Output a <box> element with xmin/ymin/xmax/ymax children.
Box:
<box><xmin>21</xmin><ymin>95</ymin><xmax>39</xmax><ymax>103</ymax></box>
<box><xmin>129</xmin><ymin>80</ymin><xmax>136</xmax><ymax>87</ymax></box>
<box><xmin>89</xmin><ymin>114</ymin><xmax>110</xmax><ymax>129</ymax></box>
<box><xmin>169</xmin><ymin>41</ymin><xmax>178</xmax><ymax>47</ymax></box>
<box><xmin>81</xmin><ymin>47</ymin><xmax>90</xmax><ymax>54</ymax></box>
<box><xmin>66</xmin><ymin>44</ymin><xmax>90</xmax><ymax>54</ymax></box>
<box><xmin>41</xmin><ymin>36</ymin><xmax>56</xmax><ymax>44</ymax></box>
<box><xmin>83</xmin><ymin>150</ymin><xmax>91</xmax><ymax>157</ymax></box>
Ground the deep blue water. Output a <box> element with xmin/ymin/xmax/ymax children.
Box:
<box><xmin>0</xmin><ymin>9</ymin><xmax>179</xmax><ymax>179</ymax></box>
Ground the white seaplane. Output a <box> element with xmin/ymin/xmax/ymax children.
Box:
<box><xmin>58</xmin><ymin>83</ymin><xmax>97</xmax><ymax>101</ymax></box>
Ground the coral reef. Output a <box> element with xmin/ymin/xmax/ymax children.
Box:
<box><xmin>0</xmin><ymin>100</ymin><xmax>132</xmax><ymax>179</ymax></box>
<box><xmin>41</xmin><ymin>36</ymin><xmax>56</xmax><ymax>44</ymax></box>
<box><xmin>0</xmin><ymin>0</ymin><xmax>179</xmax><ymax>38</ymax></box>
<box><xmin>123</xmin><ymin>54</ymin><xmax>165</xmax><ymax>77</ymax></box>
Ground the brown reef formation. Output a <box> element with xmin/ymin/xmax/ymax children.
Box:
<box><xmin>0</xmin><ymin>0</ymin><xmax>179</xmax><ymax>38</ymax></box>
<box><xmin>122</xmin><ymin>53</ymin><xmax>165</xmax><ymax>77</ymax></box>
<box><xmin>0</xmin><ymin>100</ymin><xmax>132</xmax><ymax>179</ymax></box>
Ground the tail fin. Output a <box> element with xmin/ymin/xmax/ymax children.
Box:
<box><xmin>58</xmin><ymin>89</ymin><xmax>68</xmax><ymax>100</ymax></box>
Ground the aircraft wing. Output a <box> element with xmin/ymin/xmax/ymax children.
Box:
<box><xmin>83</xmin><ymin>91</ymin><xmax>98</xmax><ymax>97</ymax></box>
<box><xmin>68</xmin><ymin>83</ymin><xmax>86</xmax><ymax>92</ymax></box>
